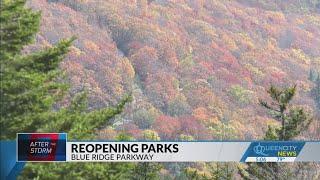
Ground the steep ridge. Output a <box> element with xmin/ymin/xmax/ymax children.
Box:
<box><xmin>27</xmin><ymin>0</ymin><xmax>319</xmax><ymax>140</ymax></box>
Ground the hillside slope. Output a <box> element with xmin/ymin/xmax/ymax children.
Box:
<box><xmin>27</xmin><ymin>0</ymin><xmax>320</xmax><ymax>140</ymax></box>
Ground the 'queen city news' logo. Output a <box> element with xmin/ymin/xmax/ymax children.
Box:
<box><xmin>17</xmin><ymin>133</ymin><xmax>66</xmax><ymax>161</ymax></box>
<box><xmin>240</xmin><ymin>141</ymin><xmax>306</xmax><ymax>162</ymax></box>
<box><xmin>250</xmin><ymin>141</ymin><xmax>305</xmax><ymax>157</ymax></box>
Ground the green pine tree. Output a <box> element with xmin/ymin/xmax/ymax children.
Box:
<box><xmin>184</xmin><ymin>168</ymin><xmax>206</xmax><ymax>180</ymax></box>
<box><xmin>260</xmin><ymin>85</ymin><xmax>311</xmax><ymax>141</ymax></box>
<box><xmin>238</xmin><ymin>85</ymin><xmax>312</xmax><ymax>180</ymax></box>
<box><xmin>132</xmin><ymin>162</ymin><xmax>162</xmax><ymax>180</ymax></box>
<box><xmin>1</xmin><ymin>0</ymin><xmax>60</xmax><ymax>139</ymax></box>
<box><xmin>1</xmin><ymin>0</ymin><xmax>134</xmax><ymax>179</ymax></box>
<box><xmin>208</xmin><ymin>163</ymin><xmax>234</xmax><ymax>180</ymax></box>
<box><xmin>183</xmin><ymin>163</ymin><xmax>235</xmax><ymax>180</ymax></box>
<box><xmin>132</xmin><ymin>130</ymin><xmax>162</xmax><ymax>180</ymax></box>
<box><xmin>0</xmin><ymin>0</ymin><xmax>40</xmax><ymax>60</ymax></box>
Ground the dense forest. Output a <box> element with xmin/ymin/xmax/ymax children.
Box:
<box><xmin>1</xmin><ymin>0</ymin><xmax>320</xmax><ymax>179</ymax></box>
<box><xmin>23</xmin><ymin>0</ymin><xmax>320</xmax><ymax>141</ymax></box>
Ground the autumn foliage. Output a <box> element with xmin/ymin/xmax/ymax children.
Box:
<box><xmin>26</xmin><ymin>0</ymin><xmax>319</xmax><ymax>140</ymax></box>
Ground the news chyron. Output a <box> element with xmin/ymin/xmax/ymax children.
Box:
<box><xmin>16</xmin><ymin>133</ymin><xmax>319</xmax><ymax>162</ymax></box>
<box><xmin>17</xmin><ymin>133</ymin><xmax>67</xmax><ymax>162</ymax></box>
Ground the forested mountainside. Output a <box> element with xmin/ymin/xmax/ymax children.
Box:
<box><xmin>26</xmin><ymin>0</ymin><xmax>320</xmax><ymax>140</ymax></box>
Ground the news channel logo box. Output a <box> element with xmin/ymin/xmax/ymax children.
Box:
<box><xmin>244</xmin><ymin>141</ymin><xmax>305</xmax><ymax>158</ymax></box>
<box><xmin>17</xmin><ymin>133</ymin><xmax>67</xmax><ymax>162</ymax></box>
